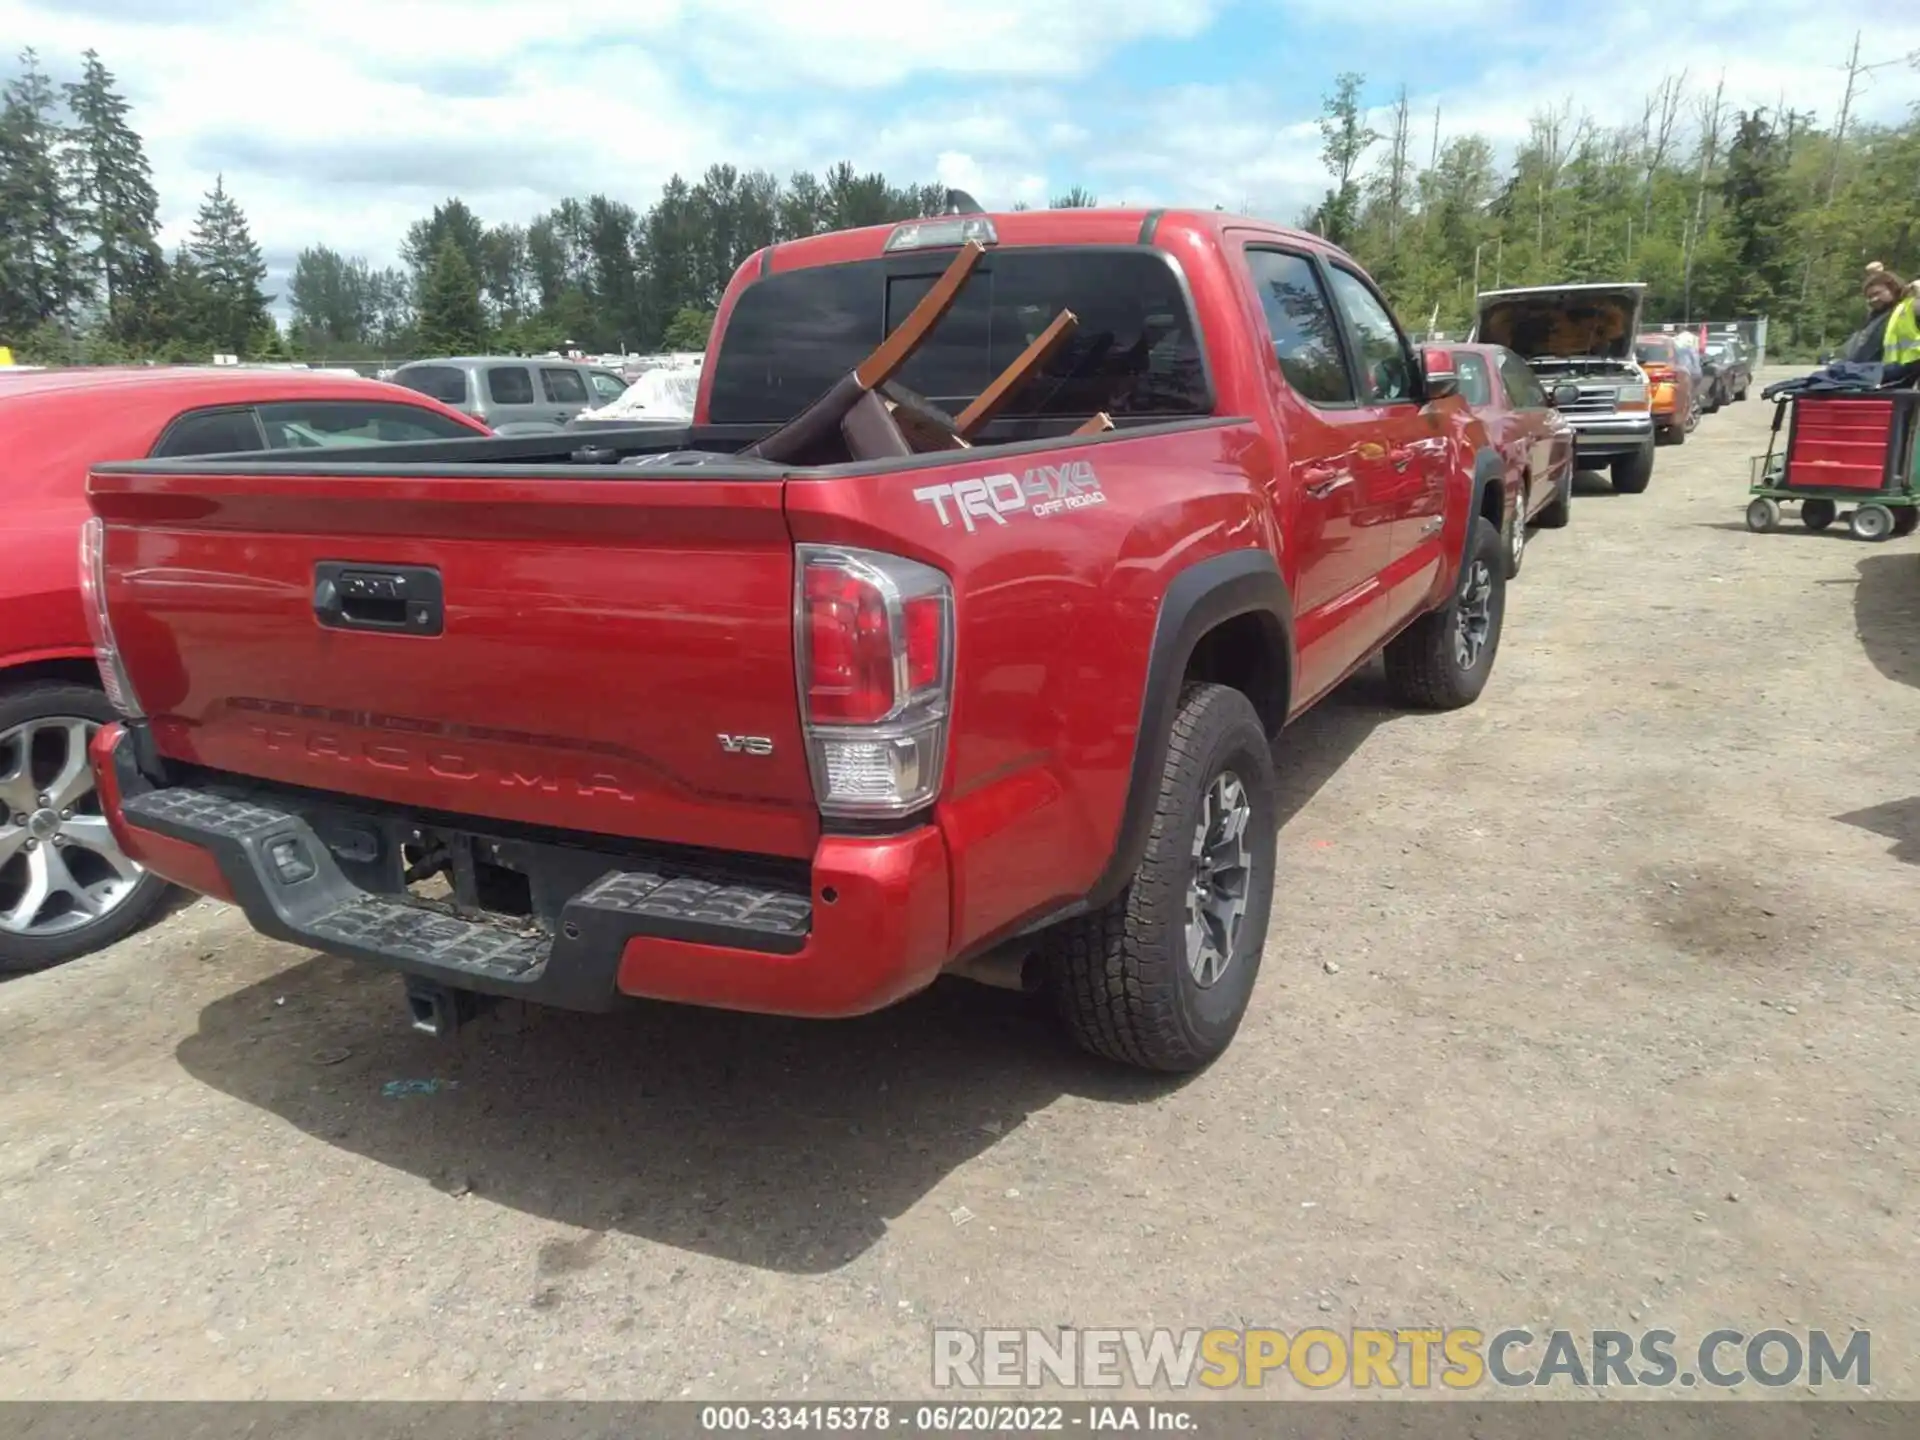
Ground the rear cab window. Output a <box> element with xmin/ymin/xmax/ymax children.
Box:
<box><xmin>256</xmin><ymin>401</ymin><xmax>481</xmax><ymax>448</ymax></box>
<box><xmin>705</xmin><ymin>247</ymin><xmax>1211</xmax><ymax>425</ymax></box>
<box><xmin>1241</xmin><ymin>248</ymin><xmax>1353</xmax><ymax>406</ymax></box>
<box><xmin>150</xmin><ymin>407</ymin><xmax>268</xmax><ymax>457</ymax></box>
<box><xmin>393</xmin><ymin>365</ymin><xmax>469</xmax><ymax>407</ymax></box>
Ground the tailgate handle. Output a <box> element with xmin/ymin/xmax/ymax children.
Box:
<box><xmin>313</xmin><ymin>563</ymin><xmax>444</xmax><ymax>636</ymax></box>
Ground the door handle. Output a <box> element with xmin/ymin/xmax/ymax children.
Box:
<box><xmin>313</xmin><ymin>562</ymin><xmax>444</xmax><ymax>636</ymax></box>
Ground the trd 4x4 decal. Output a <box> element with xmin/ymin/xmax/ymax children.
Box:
<box><xmin>913</xmin><ymin>459</ymin><xmax>1106</xmax><ymax>533</ymax></box>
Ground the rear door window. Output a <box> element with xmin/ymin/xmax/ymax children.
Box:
<box><xmin>486</xmin><ymin>366</ymin><xmax>535</xmax><ymax>405</ymax></box>
<box><xmin>150</xmin><ymin>407</ymin><xmax>269</xmax><ymax>457</ymax></box>
<box><xmin>1241</xmin><ymin>248</ymin><xmax>1353</xmax><ymax>406</ymax></box>
<box><xmin>393</xmin><ymin>365</ymin><xmax>468</xmax><ymax>406</ymax></box>
<box><xmin>706</xmin><ymin>248</ymin><xmax>1211</xmax><ymax>424</ymax></box>
<box><xmin>1454</xmin><ymin>353</ymin><xmax>1494</xmax><ymax>407</ymax></box>
<box><xmin>541</xmin><ymin>367</ymin><xmax>589</xmax><ymax>404</ymax></box>
<box><xmin>256</xmin><ymin>401</ymin><xmax>481</xmax><ymax>448</ymax></box>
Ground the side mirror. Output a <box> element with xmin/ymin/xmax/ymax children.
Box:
<box><xmin>1551</xmin><ymin>382</ymin><xmax>1580</xmax><ymax>409</ymax></box>
<box><xmin>1425</xmin><ymin>371</ymin><xmax>1459</xmax><ymax>400</ymax></box>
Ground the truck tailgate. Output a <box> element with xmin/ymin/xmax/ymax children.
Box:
<box><xmin>87</xmin><ymin>469</ymin><xmax>820</xmax><ymax>859</ymax></box>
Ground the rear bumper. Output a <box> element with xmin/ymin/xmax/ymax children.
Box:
<box><xmin>92</xmin><ymin>724</ymin><xmax>952</xmax><ymax>1019</ymax></box>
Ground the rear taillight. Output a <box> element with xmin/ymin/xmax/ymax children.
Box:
<box><xmin>77</xmin><ymin>517</ymin><xmax>144</xmax><ymax>719</ymax></box>
<box><xmin>795</xmin><ymin>545</ymin><xmax>953</xmax><ymax>819</ymax></box>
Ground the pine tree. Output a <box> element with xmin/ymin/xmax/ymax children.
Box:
<box><xmin>152</xmin><ymin>245</ymin><xmax>210</xmax><ymax>359</ymax></box>
<box><xmin>1718</xmin><ymin>109</ymin><xmax>1791</xmax><ymax>318</ymax></box>
<box><xmin>0</xmin><ymin>48</ymin><xmax>86</xmax><ymax>335</ymax></box>
<box><xmin>63</xmin><ymin>49</ymin><xmax>161</xmax><ymax>341</ymax></box>
<box><xmin>416</xmin><ymin>235</ymin><xmax>486</xmax><ymax>355</ymax></box>
<box><xmin>187</xmin><ymin>174</ymin><xmax>271</xmax><ymax>356</ymax></box>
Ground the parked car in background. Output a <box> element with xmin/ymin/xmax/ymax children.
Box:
<box><xmin>0</xmin><ymin>367</ymin><xmax>486</xmax><ymax>972</ymax></box>
<box><xmin>1633</xmin><ymin>334</ymin><xmax>1699</xmax><ymax>443</ymax></box>
<box><xmin>1702</xmin><ymin>338</ymin><xmax>1752</xmax><ymax>404</ymax></box>
<box><xmin>1473</xmin><ymin>283</ymin><xmax>1656</xmax><ymax>495</ymax></box>
<box><xmin>389</xmin><ymin>357</ymin><xmax>631</xmax><ymax>431</ymax></box>
<box><xmin>1423</xmin><ymin>341</ymin><xmax>1577</xmax><ymax>577</ymax></box>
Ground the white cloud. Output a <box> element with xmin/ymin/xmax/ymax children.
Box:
<box><xmin>0</xmin><ymin>0</ymin><xmax>1914</xmax><ymax>299</ymax></box>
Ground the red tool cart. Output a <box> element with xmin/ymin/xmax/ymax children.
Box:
<box><xmin>1747</xmin><ymin>386</ymin><xmax>1920</xmax><ymax>540</ymax></box>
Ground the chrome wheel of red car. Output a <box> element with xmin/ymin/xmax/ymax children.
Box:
<box><xmin>1453</xmin><ymin>558</ymin><xmax>1495</xmax><ymax>671</ymax></box>
<box><xmin>1185</xmin><ymin>770</ymin><xmax>1252</xmax><ymax>989</ymax></box>
<box><xmin>0</xmin><ymin>714</ymin><xmax>146</xmax><ymax>944</ymax></box>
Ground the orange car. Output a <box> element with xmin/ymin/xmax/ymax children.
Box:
<box><xmin>1634</xmin><ymin>334</ymin><xmax>1698</xmax><ymax>445</ymax></box>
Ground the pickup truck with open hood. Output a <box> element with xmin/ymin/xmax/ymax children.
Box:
<box><xmin>1473</xmin><ymin>282</ymin><xmax>1657</xmax><ymax>495</ymax></box>
<box><xmin>82</xmin><ymin>207</ymin><xmax>1512</xmax><ymax>1072</ymax></box>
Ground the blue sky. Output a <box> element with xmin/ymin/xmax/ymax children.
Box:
<box><xmin>3</xmin><ymin>0</ymin><xmax>1917</xmax><ymax>308</ymax></box>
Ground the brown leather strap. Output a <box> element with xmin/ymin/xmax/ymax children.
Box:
<box><xmin>957</xmin><ymin>310</ymin><xmax>1078</xmax><ymax>437</ymax></box>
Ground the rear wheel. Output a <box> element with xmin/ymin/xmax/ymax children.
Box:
<box><xmin>1504</xmin><ymin>492</ymin><xmax>1527</xmax><ymax>578</ymax></box>
<box><xmin>0</xmin><ymin>683</ymin><xmax>172</xmax><ymax>973</ymax></box>
<box><xmin>1851</xmin><ymin>504</ymin><xmax>1895</xmax><ymax>542</ymax></box>
<box><xmin>1892</xmin><ymin>507</ymin><xmax>1919</xmax><ymax>538</ymax></box>
<box><xmin>1042</xmin><ymin>684</ymin><xmax>1277</xmax><ymax>1073</ymax></box>
<box><xmin>1383</xmin><ymin>514</ymin><xmax>1505</xmax><ymax>710</ymax></box>
<box><xmin>1801</xmin><ymin>498</ymin><xmax>1836</xmax><ymax>532</ymax></box>
<box><xmin>1612</xmin><ymin>443</ymin><xmax>1655</xmax><ymax>495</ymax></box>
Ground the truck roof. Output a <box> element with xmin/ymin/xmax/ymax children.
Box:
<box><xmin>759</xmin><ymin>207</ymin><xmax>1344</xmax><ymax>274</ymax></box>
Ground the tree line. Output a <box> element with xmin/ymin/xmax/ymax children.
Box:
<box><xmin>1315</xmin><ymin>55</ymin><xmax>1920</xmax><ymax>352</ymax></box>
<box><xmin>4</xmin><ymin>43</ymin><xmax>1914</xmax><ymax>366</ymax></box>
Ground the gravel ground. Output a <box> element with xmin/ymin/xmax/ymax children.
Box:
<box><xmin>2</xmin><ymin>371</ymin><xmax>1917</xmax><ymax>1401</ymax></box>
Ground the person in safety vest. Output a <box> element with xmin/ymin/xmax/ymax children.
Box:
<box><xmin>1844</xmin><ymin>263</ymin><xmax>1920</xmax><ymax>364</ymax></box>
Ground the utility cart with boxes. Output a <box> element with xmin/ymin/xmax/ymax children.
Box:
<box><xmin>1746</xmin><ymin>381</ymin><xmax>1920</xmax><ymax>541</ymax></box>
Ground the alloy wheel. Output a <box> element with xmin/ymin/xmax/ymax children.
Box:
<box><xmin>1454</xmin><ymin>559</ymin><xmax>1495</xmax><ymax>671</ymax></box>
<box><xmin>0</xmin><ymin>717</ymin><xmax>144</xmax><ymax>939</ymax></box>
<box><xmin>1184</xmin><ymin>770</ymin><xmax>1252</xmax><ymax>988</ymax></box>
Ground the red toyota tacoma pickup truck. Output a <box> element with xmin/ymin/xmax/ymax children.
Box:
<box><xmin>82</xmin><ymin>208</ymin><xmax>1509</xmax><ymax>1071</ymax></box>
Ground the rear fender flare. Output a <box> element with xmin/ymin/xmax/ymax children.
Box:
<box><xmin>1081</xmin><ymin>548</ymin><xmax>1293</xmax><ymax>914</ymax></box>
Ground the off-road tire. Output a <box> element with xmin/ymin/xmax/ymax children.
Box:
<box><xmin>1612</xmin><ymin>443</ymin><xmax>1655</xmax><ymax>495</ymax></box>
<box><xmin>0</xmin><ymin>682</ymin><xmax>172</xmax><ymax>973</ymax></box>
<box><xmin>1383</xmin><ymin>514</ymin><xmax>1505</xmax><ymax>710</ymax></box>
<box><xmin>1042</xmin><ymin>683</ymin><xmax>1277</xmax><ymax>1074</ymax></box>
<box><xmin>1536</xmin><ymin>468</ymin><xmax>1573</xmax><ymax>530</ymax></box>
